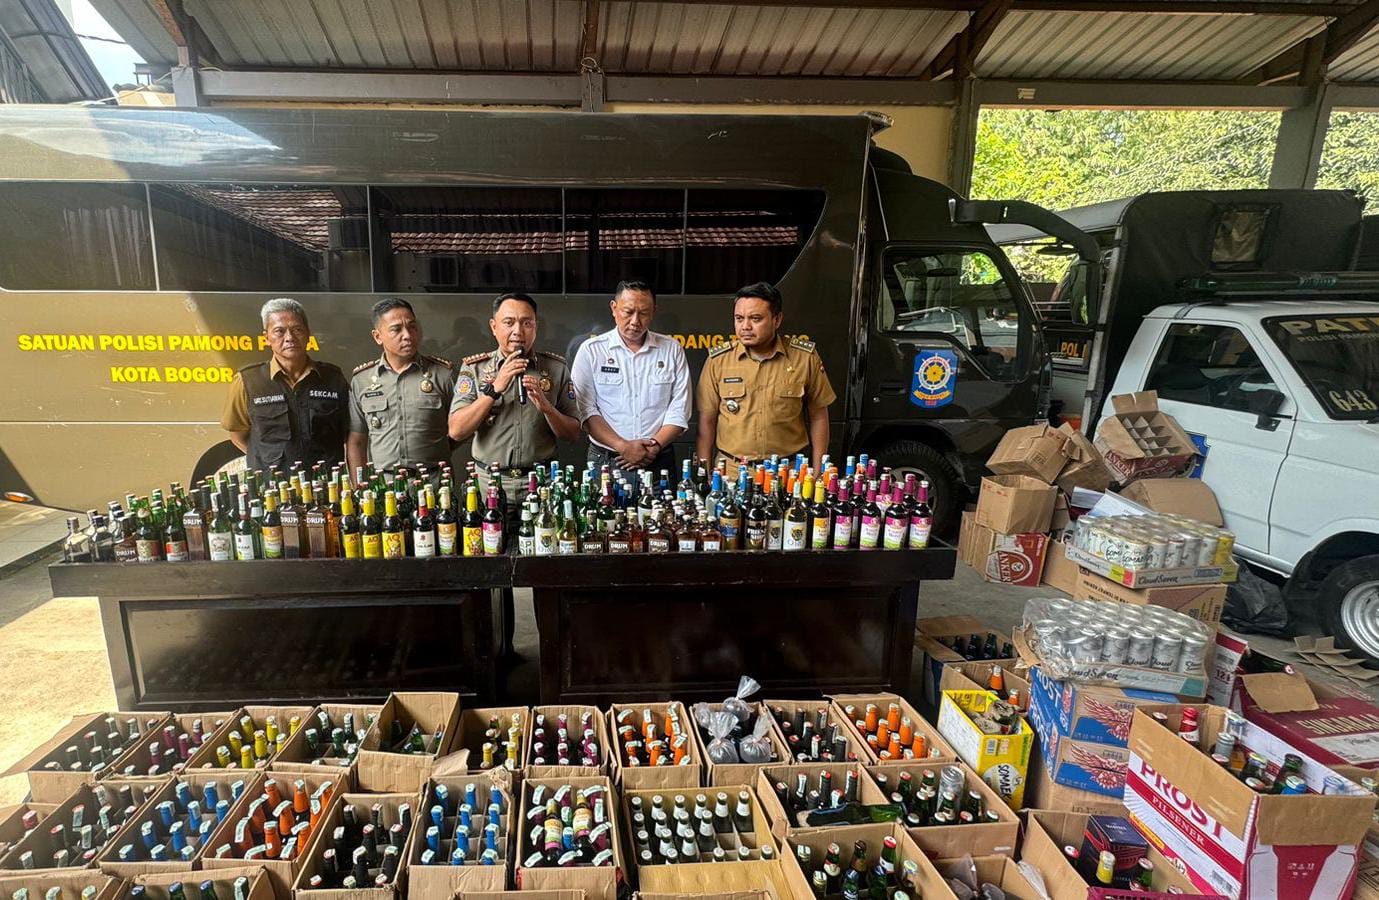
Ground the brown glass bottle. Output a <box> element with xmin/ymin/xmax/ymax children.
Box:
<box><xmin>278</xmin><ymin>481</ymin><xmax>306</xmax><ymax>559</ymax></box>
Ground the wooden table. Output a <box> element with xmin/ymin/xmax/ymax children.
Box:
<box><xmin>48</xmin><ymin>558</ymin><xmax>508</xmax><ymax>711</ymax></box>
<box><xmin>515</xmin><ymin>547</ymin><xmax>956</xmax><ymax>706</ymax></box>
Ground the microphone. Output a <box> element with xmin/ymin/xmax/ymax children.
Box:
<box><xmin>513</xmin><ymin>345</ymin><xmax>528</xmax><ymax>405</ymax></box>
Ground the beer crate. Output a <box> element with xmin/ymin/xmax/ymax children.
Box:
<box><xmin>447</xmin><ymin>707</ymin><xmax>528</xmax><ymax>778</ymax></box>
<box><xmin>4</xmin><ymin>712</ymin><xmax>170</xmax><ymax>803</ymax></box>
<box><xmin>291</xmin><ymin>791</ymin><xmax>420</xmax><ymax>900</ymax></box>
<box><xmin>187</xmin><ymin>707</ymin><xmax>316</xmax><ymax>773</ymax></box>
<box><xmin>687</xmin><ymin>701</ymin><xmax>789</xmax><ymax>788</ymax></box>
<box><xmin>514</xmin><ymin>776</ymin><xmax>623</xmax><ymax>900</ymax></box>
<box><xmin>406</xmin><ymin>775</ymin><xmax>514</xmax><ymax>897</ymax></box>
<box><xmin>935</xmin><ymin>690</ymin><xmax>1033</xmax><ymax>810</ymax></box>
<box><xmin>936</xmin><ymin>855</ymin><xmax>1046</xmax><ymax>899</ymax></box>
<box><xmin>607</xmin><ymin>702</ymin><xmax>702</xmax><ymax>792</ymax></box>
<box><xmin>103</xmin><ymin>712</ymin><xmax>237</xmax><ymax>794</ymax></box>
<box><xmin>272</xmin><ymin>704</ymin><xmax>381</xmax><ymax>775</ymax></box>
<box><xmin>201</xmin><ymin>768</ymin><xmax>347</xmax><ymax>898</ymax></box>
<box><xmin>761</xmin><ymin>700</ymin><xmax>866</xmax><ymax>765</ymax></box>
<box><xmin>97</xmin><ymin>770</ymin><xmax>253</xmax><ymax>876</ymax></box>
<box><xmin>356</xmin><ymin>693</ymin><xmax>461</xmax><ymax>793</ymax></box>
<box><xmin>0</xmin><ymin>802</ymin><xmax>59</xmax><ymax>862</ymax></box>
<box><xmin>1065</xmin><ymin>544</ymin><xmax>1237</xmax><ymax>589</ymax></box>
<box><xmin>779</xmin><ymin>822</ymin><xmax>953</xmax><ymax>900</ymax></box>
<box><xmin>868</xmin><ymin>760</ymin><xmax>1018</xmax><ymax>859</ymax></box>
<box><xmin>914</xmin><ymin>615</ymin><xmax>1016</xmax><ymax>710</ymax></box>
<box><xmin>754</xmin><ymin>762</ymin><xmax>887</xmax><ymax>840</ymax></box>
<box><xmin>620</xmin><ymin>784</ymin><xmax>786</xmax><ymax>895</ymax></box>
<box><xmin>0</xmin><ymin>869</ymin><xmax>121</xmax><ymax>900</ymax></box>
<box><xmin>135</xmin><ymin>864</ymin><xmax>274</xmax><ymax>900</ymax></box>
<box><xmin>829</xmin><ymin>692</ymin><xmax>958</xmax><ymax>764</ymax></box>
<box><xmin>526</xmin><ymin>706</ymin><xmax>611</xmax><ymax>779</ymax></box>
<box><xmin>3</xmin><ymin>780</ymin><xmax>159</xmax><ymax>875</ymax></box>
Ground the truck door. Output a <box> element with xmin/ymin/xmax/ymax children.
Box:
<box><xmin>1123</xmin><ymin>320</ymin><xmax>1295</xmax><ymax>553</ymax></box>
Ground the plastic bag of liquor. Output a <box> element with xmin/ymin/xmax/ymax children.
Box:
<box><xmin>700</xmin><ymin>710</ymin><xmax>741</xmax><ymax>763</ymax></box>
<box><xmin>941</xmin><ymin>853</ymin><xmax>1007</xmax><ymax>900</ymax></box>
<box><xmin>737</xmin><ymin>715</ymin><xmax>774</xmax><ymax>764</ymax></box>
<box><xmin>723</xmin><ymin>675</ymin><xmax>761</xmax><ymax>726</ymax></box>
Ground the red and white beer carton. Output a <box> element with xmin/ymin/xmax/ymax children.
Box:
<box><xmin>1125</xmin><ymin>705</ymin><xmax>1376</xmax><ymax>900</ymax></box>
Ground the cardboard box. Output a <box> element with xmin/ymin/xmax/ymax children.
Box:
<box><xmin>201</xmin><ymin>768</ymin><xmax>347</xmax><ymax>898</ymax></box>
<box><xmin>761</xmin><ymin>700</ymin><xmax>867</xmax><ymax>764</ymax></box>
<box><xmin>1024</xmin><ymin>756</ymin><xmax>1128</xmax><ymax>817</ymax></box>
<box><xmin>291</xmin><ymin>791</ymin><xmax>419</xmax><ymax>900</ymax></box>
<box><xmin>754</xmin><ymin>763</ymin><xmax>888</xmax><ymax>840</ymax></box>
<box><xmin>960</xmin><ymin>514</ymin><xmax>1049</xmax><ymax>588</ymax></box>
<box><xmin>1029</xmin><ymin>666</ymin><xmax>1180</xmax><ymax>748</ymax></box>
<box><xmin>634</xmin><ymin>865</ymin><xmax>789</xmax><ymax>897</ymax></box>
<box><xmin>1120</xmin><ymin>479</ymin><xmax>1224</xmax><ymax>527</ymax></box>
<box><xmin>5</xmin><ymin>712</ymin><xmax>170</xmax><ymax>803</ymax></box>
<box><xmin>607</xmin><ymin>702</ymin><xmax>702</xmax><ymax>792</ymax></box>
<box><xmin>974</xmin><ymin>475</ymin><xmax>1057</xmax><ymax>534</ymax></box>
<box><xmin>357</xmin><ymin>693</ymin><xmax>461</xmax><ymax>793</ymax></box>
<box><xmin>915</xmin><ymin>615</ymin><xmax>1018</xmax><ymax>711</ymax></box>
<box><xmin>1094</xmin><ymin>391</ymin><xmax>1199</xmax><ymax>484</ymax></box>
<box><xmin>1355</xmin><ymin>828</ymin><xmax>1379</xmax><ymax>900</ymax></box>
<box><xmin>0</xmin><ymin>802</ymin><xmax>58</xmax><ymax>862</ymax></box>
<box><xmin>4</xmin><ymin>781</ymin><xmax>153</xmax><ymax>874</ymax></box>
<box><xmin>829</xmin><ymin>693</ymin><xmax>957</xmax><ymax>764</ymax></box>
<box><xmin>621</xmin><ymin>784</ymin><xmax>781</xmax><ymax>892</ymax></box>
<box><xmin>99</xmin><ymin>770</ymin><xmax>261</xmax><ymax>876</ymax></box>
<box><xmin>1065</xmin><ymin>542</ymin><xmax>1237</xmax><ymax>588</ymax></box>
<box><xmin>1042</xmin><ymin>539</ymin><xmax>1083</xmax><ymax>595</ymax></box>
<box><xmin>1125</xmin><ymin>704</ymin><xmax>1377</xmax><ymax>899</ymax></box>
<box><xmin>0</xmin><ymin>871</ymin><xmax>121</xmax><ymax>900</ymax></box>
<box><xmin>1028</xmin><ymin>689</ymin><xmax>1132</xmax><ymax>798</ymax></box>
<box><xmin>186</xmin><ymin>706</ymin><xmax>316</xmax><ymax>772</ymax></box>
<box><xmin>938</xmin><ymin>662</ymin><xmax>1031</xmax><ymax>708</ymax></box>
<box><xmin>270</xmin><ymin>704</ymin><xmax>381</xmax><ymax>775</ymax></box>
<box><xmin>514</xmin><ymin>777</ymin><xmax>623</xmax><ymax>900</ymax></box>
<box><xmin>689</xmin><ymin>702</ymin><xmax>789</xmax><ymax>788</ymax></box>
<box><xmin>1055</xmin><ymin>423</ymin><xmax>1114</xmax><ymax>494</ymax></box>
<box><xmin>935</xmin><ymin>855</ymin><xmax>1045</xmax><ymax>900</ymax></box>
<box><xmin>935</xmin><ymin>691</ymin><xmax>1033</xmax><ymax>809</ymax></box>
<box><xmin>1075</xmin><ymin>569</ymin><xmax>1227</xmax><ymax>627</ymax></box>
<box><xmin>406</xmin><ymin>776</ymin><xmax>514</xmax><ymax>898</ymax></box>
<box><xmin>136</xmin><ymin>865</ymin><xmax>273</xmax><ymax>900</ymax></box>
<box><xmin>527</xmin><ymin>706</ymin><xmax>611</xmax><ymax>779</ymax></box>
<box><xmin>1235</xmin><ymin>671</ymin><xmax>1379</xmax><ymax>771</ymax></box>
<box><xmin>461</xmin><ymin>894</ymin><xmax>583</xmax><ymax>900</ymax></box>
<box><xmin>985</xmin><ymin>424</ymin><xmax>1073</xmax><ymax>483</ymax></box>
<box><xmin>869</xmin><ymin>760</ymin><xmax>1019</xmax><ymax>858</ymax></box>
<box><xmin>780</xmin><ymin>823</ymin><xmax>956</xmax><ymax>900</ymax></box>
<box><xmin>1013</xmin><ymin>625</ymin><xmax>1208</xmax><ymax>700</ymax></box>
<box><xmin>1022</xmin><ymin>810</ymin><xmax>1212</xmax><ymax>900</ymax></box>
<box><xmin>442</xmin><ymin>707</ymin><xmax>527</xmax><ymax>777</ymax></box>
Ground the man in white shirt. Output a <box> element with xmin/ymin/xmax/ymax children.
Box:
<box><xmin>571</xmin><ymin>280</ymin><xmax>692</xmax><ymax>486</ymax></box>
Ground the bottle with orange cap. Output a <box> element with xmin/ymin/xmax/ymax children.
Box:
<box><xmin>842</xmin><ymin>701</ymin><xmax>940</xmax><ymax>761</ymax></box>
<box><xmin>613</xmin><ymin>706</ymin><xmax>694</xmax><ymax>768</ymax></box>
<box><xmin>210</xmin><ymin>775</ymin><xmax>335</xmax><ymax>863</ymax></box>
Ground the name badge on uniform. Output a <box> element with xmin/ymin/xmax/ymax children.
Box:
<box><xmin>361</xmin><ymin>389</ymin><xmax>384</xmax><ymax>400</ymax></box>
<box><xmin>600</xmin><ymin>365</ymin><xmax>620</xmax><ymax>374</ymax></box>
<box><xmin>722</xmin><ymin>376</ymin><xmax>743</xmax><ymax>383</ymax></box>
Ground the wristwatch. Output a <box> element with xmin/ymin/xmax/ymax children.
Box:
<box><xmin>480</xmin><ymin>382</ymin><xmax>502</xmax><ymax>400</ymax></box>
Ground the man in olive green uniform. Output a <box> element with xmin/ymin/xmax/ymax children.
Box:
<box><xmin>696</xmin><ymin>281</ymin><xmax>836</xmax><ymax>478</ymax></box>
<box><xmin>346</xmin><ymin>298</ymin><xmax>456</xmax><ymax>479</ymax></box>
<box><xmin>221</xmin><ymin>297</ymin><xmax>350</xmax><ymax>472</ymax></box>
<box><xmin>449</xmin><ymin>291</ymin><xmax>581</xmax><ymax>658</ymax></box>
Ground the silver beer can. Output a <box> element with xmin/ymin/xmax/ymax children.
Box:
<box><xmin>1150</xmin><ymin>633</ymin><xmax>1184</xmax><ymax>671</ymax></box>
<box><xmin>1127</xmin><ymin>629</ymin><xmax>1157</xmax><ymax>667</ymax></box>
<box><xmin>1101</xmin><ymin>629</ymin><xmax>1131</xmax><ymax>664</ymax></box>
<box><xmin>1178</xmin><ymin>635</ymin><xmax>1209</xmax><ymax>673</ymax></box>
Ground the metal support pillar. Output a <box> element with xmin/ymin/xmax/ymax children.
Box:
<box><xmin>948</xmin><ymin>77</ymin><xmax>980</xmax><ymax>196</ymax></box>
<box><xmin>581</xmin><ymin>68</ymin><xmax>605</xmax><ymax>112</ymax></box>
<box><xmin>1269</xmin><ymin>82</ymin><xmax>1334</xmax><ymax>189</ymax></box>
<box><xmin>171</xmin><ymin>45</ymin><xmax>200</xmax><ymax>106</ymax></box>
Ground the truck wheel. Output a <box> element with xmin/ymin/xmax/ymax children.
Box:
<box><xmin>1320</xmin><ymin>555</ymin><xmax>1379</xmax><ymax>664</ymax></box>
<box><xmin>871</xmin><ymin>440</ymin><xmax>961</xmax><ymax>536</ymax></box>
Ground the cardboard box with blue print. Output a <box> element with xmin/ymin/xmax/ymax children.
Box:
<box><xmin>1030</xmin><ymin>665</ymin><xmax>1179</xmax><ymax>747</ymax></box>
<box><xmin>1028</xmin><ymin>684</ymin><xmax>1133</xmax><ymax>798</ymax></box>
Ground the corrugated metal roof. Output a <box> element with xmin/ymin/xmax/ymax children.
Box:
<box><xmin>976</xmin><ymin>9</ymin><xmax>1328</xmax><ymax>81</ymax></box>
<box><xmin>0</xmin><ymin>0</ymin><xmax>108</xmax><ymax>101</ymax></box>
<box><xmin>87</xmin><ymin>0</ymin><xmax>1379</xmax><ymax>85</ymax></box>
<box><xmin>1329</xmin><ymin>26</ymin><xmax>1379</xmax><ymax>81</ymax></box>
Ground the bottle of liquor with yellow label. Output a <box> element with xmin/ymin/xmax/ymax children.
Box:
<box><xmin>360</xmin><ymin>491</ymin><xmax>383</xmax><ymax>559</ymax></box>
<box><xmin>338</xmin><ymin>490</ymin><xmax>362</xmax><ymax>558</ymax></box>
<box><xmin>381</xmin><ymin>490</ymin><xmax>406</xmax><ymax>559</ymax></box>
<box><xmin>462</xmin><ymin>484</ymin><xmax>484</xmax><ymax>557</ymax></box>
<box><xmin>435</xmin><ymin>485</ymin><xmax>458</xmax><ymax>556</ymax></box>
<box><xmin>260</xmin><ymin>492</ymin><xmax>285</xmax><ymax>559</ymax></box>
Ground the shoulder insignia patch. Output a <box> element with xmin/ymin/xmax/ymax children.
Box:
<box><xmin>707</xmin><ymin>340</ymin><xmax>736</xmax><ymax>359</ymax></box>
<box><xmin>352</xmin><ymin>360</ymin><xmax>377</xmax><ymax>375</ymax></box>
<box><xmin>790</xmin><ymin>337</ymin><xmax>817</xmax><ymax>353</ymax></box>
<box><xmin>536</xmin><ymin>350</ymin><xmax>566</xmax><ymax>363</ymax></box>
<box><xmin>424</xmin><ymin>354</ymin><xmax>453</xmax><ymax>369</ymax></box>
<box><xmin>462</xmin><ymin>351</ymin><xmax>491</xmax><ymax>365</ymax></box>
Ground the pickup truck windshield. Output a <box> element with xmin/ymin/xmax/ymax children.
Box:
<box><xmin>1263</xmin><ymin>314</ymin><xmax>1379</xmax><ymax>420</ymax></box>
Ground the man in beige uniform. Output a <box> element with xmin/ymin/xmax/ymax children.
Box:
<box><xmin>696</xmin><ymin>281</ymin><xmax>836</xmax><ymax>477</ymax></box>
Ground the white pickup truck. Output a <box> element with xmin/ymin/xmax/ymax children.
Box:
<box><xmin>985</xmin><ymin>190</ymin><xmax>1379</xmax><ymax>661</ymax></box>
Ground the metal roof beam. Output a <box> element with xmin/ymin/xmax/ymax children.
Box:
<box><xmin>976</xmin><ymin>78</ymin><xmax>1314</xmax><ymax>107</ymax></box>
<box><xmin>198</xmin><ymin>69</ymin><xmax>587</xmax><ymax>105</ymax></box>
<box><xmin>604</xmin><ymin>74</ymin><xmax>959</xmax><ymax>104</ymax></box>
<box><xmin>1247</xmin><ymin>0</ymin><xmax>1379</xmax><ymax>83</ymax></box>
<box><xmin>630</xmin><ymin>0</ymin><xmax>1350</xmax><ymax>14</ymax></box>
<box><xmin>921</xmin><ymin>0</ymin><xmax>1014</xmax><ymax>81</ymax></box>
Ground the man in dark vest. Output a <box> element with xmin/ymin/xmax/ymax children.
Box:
<box><xmin>220</xmin><ymin>297</ymin><xmax>350</xmax><ymax>472</ymax></box>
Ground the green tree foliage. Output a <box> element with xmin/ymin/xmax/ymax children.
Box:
<box><xmin>1316</xmin><ymin>111</ymin><xmax>1379</xmax><ymax>211</ymax></box>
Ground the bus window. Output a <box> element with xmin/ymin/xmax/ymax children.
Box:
<box><xmin>151</xmin><ymin>184</ymin><xmax>370</xmax><ymax>292</ymax></box>
<box><xmin>877</xmin><ymin>247</ymin><xmax>1023</xmax><ymax>378</ymax></box>
<box><xmin>370</xmin><ymin>187</ymin><xmax>562</xmax><ymax>294</ymax></box>
<box><xmin>0</xmin><ymin>182</ymin><xmax>154</xmax><ymax>290</ymax></box>
<box><xmin>565</xmin><ymin>188</ymin><xmax>685</xmax><ymax>295</ymax></box>
<box><xmin>684</xmin><ymin>189</ymin><xmax>825</xmax><ymax>294</ymax></box>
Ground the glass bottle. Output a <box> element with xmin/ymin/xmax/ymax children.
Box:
<box><xmin>481</xmin><ymin>487</ymin><xmax>504</xmax><ymax>556</ymax></box>
<box><xmin>381</xmin><ymin>491</ymin><xmax>406</xmax><ymax>559</ymax></box>
<box><xmin>517</xmin><ymin>505</ymin><xmax>536</xmax><ymax>556</ymax></box>
<box><xmin>232</xmin><ymin>492</ymin><xmax>258</xmax><ymax>561</ymax></box>
<box><xmin>412</xmin><ymin>489</ymin><xmax>437</xmax><ymax>558</ymax></box>
<box><xmin>182</xmin><ymin>491</ymin><xmax>208</xmax><ymax>561</ymax></box>
<box><xmin>909</xmin><ymin>479</ymin><xmax>933</xmax><ymax>550</ymax></box>
<box><xmin>534</xmin><ymin>488</ymin><xmax>558</xmax><ymax>556</ymax></box>
<box><xmin>278</xmin><ymin>481</ymin><xmax>305</xmax><ymax>559</ymax></box>
<box><xmin>62</xmin><ymin>515</ymin><xmax>92</xmax><ymax>563</ymax></box>
<box><xmin>360</xmin><ymin>491</ymin><xmax>383</xmax><ymax>559</ymax></box>
<box><xmin>338</xmin><ymin>490</ymin><xmax>362</xmax><ymax>559</ymax></box>
<box><xmin>462</xmin><ymin>484</ymin><xmax>484</xmax><ymax>557</ymax></box>
<box><xmin>206</xmin><ymin>493</ymin><xmax>234</xmax><ymax>561</ymax></box>
<box><xmin>557</xmin><ymin>499</ymin><xmax>580</xmax><ymax>555</ymax></box>
<box><xmin>434</xmin><ymin>486</ymin><xmax>458</xmax><ymax>556</ymax></box>
<box><xmin>809</xmin><ymin>479</ymin><xmax>832</xmax><ymax>550</ymax></box>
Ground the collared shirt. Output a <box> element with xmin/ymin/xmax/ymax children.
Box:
<box><xmin>695</xmin><ymin>335</ymin><xmax>836</xmax><ymax>459</ymax></box>
<box><xmin>450</xmin><ymin>347</ymin><xmax>579</xmax><ymax>467</ymax></box>
<box><xmin>220</xmin><ymin>356</ymin><xmax>321</xmax><ymax>433</ymax></box>
<box><xmin>570</xmin><ymin>329</ymin><xmax>692</xmax><ymax>451</ymax></box>
<box><xmin>348</xmin><ymin>352</ymin><xmax>456</xmax><ymax>470</ymax></box>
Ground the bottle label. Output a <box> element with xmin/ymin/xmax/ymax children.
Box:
<box><xmin>677</xmin><ymin>536</ymin><xmax>699</xmax><ymax>552</ymax></box>
<box><xmin>719</xmin><ymin>521</ymin><xmax>739</xmax><ymax>543</ymax></box>
<box><xmin>607</xmin><ymin>540</ymin><xmax>631</xmax><ymax>554</ymax></box>
<box><xmin>233</xmin><ymin>533</ymin><xmax>257</xmax><ymax>561</ymax></box>
<box><xmin>702</xmin><ymin>536</ymin><xmax>722</xmax><ymax>552</ymax></box>
<box><xmin>164</xmin><ymin>540</ymin><xmax>188</xmax><ymax>562</ymax></box>
<box><xmin>860</xmin><ymin>516</ymin><xmax>881</xmax><ymax>549</ymax></box>
<box><xmin>535</xmin><ymin>527</ymin><xmax>557</xmax><ymax>556</ymax></box>
<box><xmin>581</xmin><ymin>537</ymin><xmax>605</xmax><ymax>554</ymax></box>
<box><xmin>463</xmin><ymin>527</ymin><xmax>483</xmax><ymax>557</ymax></box>
<box><xmin>135</xmin><ymin>538</ymin><xmax>161</xmax><ymax>562</ymax></box>
<box><xmin>261</xmin><ymin>526</ymin><xmax>283</xmax><ymax>559</ymax></box>
<box><xmin>436</xmin><ymin>523</ymin><xmax>457</xmax><ymax>555</ymax></box>
<box><xmin>207</xmin><ymin>532</ymin><xmax>233</xmax><ymax>561</ymax></box>
<box><xmin>648</xmin><ymin>537</ymin><xmax>671</xmax><ymax>553</ymax></box>
<box><xmin>114</xmin><ymin>540</ymin><xmax>139</xmax><ymax>562</ymax></box>
<box><xmin>783</xmin><ymin>521</ymin><xmax>807</xmax><ymax>551</ymax></box>
<box><xmin>831</xmin><ymin>519</ymin><xmax>853</xmax><ymax>549</ymax></box>
<box><xmin>482</xmin><ymin>523</ymin><xmax>503</xmax><ymax>556</ymax></box>
<box><xmin>745</xmin><ymin>524</ymin><xmax>768</xmax><ymax>550</ymax></box>
<box><xmin>767</xmin><ymin>520</ymin><xmax>783</xmax><ymax>550</ymax></box>
<box><xmin>909</xmin><ymin>517</ymin><xmax>933</xmax><ymax>550</ymax></box>
<box><xmin>361</xmin><ymin>532</ymin><xmax>383</xmax><ymax>559</ymax></box>
<box><xmin>810</xmin><ymin>517</ymin><xmax>831</xmax><ymax>548</ymax></box>
<box><xmin>557</xmin><ymin>537</ymin><xmax>579</xmax><ymax>555</ymax></box>
<box><xmin>383</xmin><ymin>531</ymin><xmax>406</xmax><ymax>559</ymax></box>
<box><xmin>883</xmin><ymin>520</ymin><xmax>907</xmax><ymax>550</ymax></box>
<box><xmin>518</xmin><ymin>534</ymin><xmax>536</xmax><ymax>556</ymax></box>
<box><xmin>414</xmin><ymin>530</ymin><xmax>436</xmax><ymax>558</ymax></box>
<box><xmin>341</xmin><ymin>532</ymin><xmax>362</xmax><ymax>559</ymax></box>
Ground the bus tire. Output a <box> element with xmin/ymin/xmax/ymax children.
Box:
<box><xmin>871</xmin><ymin>440</ymin><xmax>961</xmax><ymax>536</ymax></box>
<box><xmin>1320</xmin><ymin>554</ymin><xmax>1379</xmax><ymax>665</ymax></box>
<box><xmin>191</xmin><ymin>441</ymin><xmax>245</xmax><ymax>485</ymax></box>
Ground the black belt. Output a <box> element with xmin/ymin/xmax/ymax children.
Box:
<box><xmin>716</xmin><ymin>448</ymin><xmax>805</xmax><ymax>467</ymax></box>
<box><xmin>476</xmin><ymin>460</ymin><xmax>555</xmax><ymax>479</ymax></box>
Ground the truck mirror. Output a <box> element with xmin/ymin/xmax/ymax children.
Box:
<box><xmin>1249</xmin><ymin>388</ymin><xmax>1285</xmax><ymax>430</ymax></box>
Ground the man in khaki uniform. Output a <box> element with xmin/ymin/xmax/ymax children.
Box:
<box><xmin>696</xmin><ymin>281</ymin><xmax>836</xmax><ymax>477</ymax></box>
<box><xmin>346</xmin><ymin>298</ymin><xmax>456</xmax><ymax>478</ymax></box>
